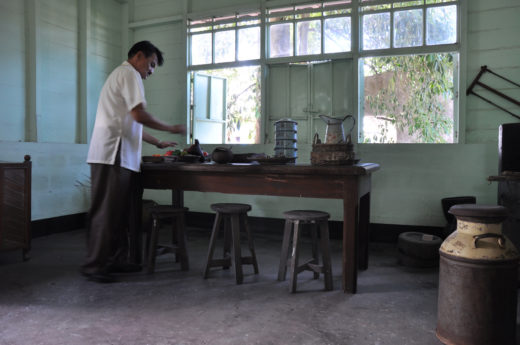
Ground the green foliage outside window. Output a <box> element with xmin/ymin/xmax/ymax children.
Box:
<box><xmin>363</xmin><ymin>53</ymin><xmax>455</xmax><ymax>143</ymax></box>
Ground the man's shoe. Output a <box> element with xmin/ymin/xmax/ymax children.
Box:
<box><xmin>107</xmin><ymin>263</ymin><xmax>142</xmax><ymax>274</ymax></box>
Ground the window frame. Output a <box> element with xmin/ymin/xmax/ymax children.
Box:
<box><xmin>185</xmin><ymin>0</ymin><xmax>465</xmax><ymax>145</ymax></box>
<box><xmin>187</xmin><ymin>11</ymin><xmax>262</xmax><ymax>69</ymax></box>
<box><xmin>265</xmin><ymin>1</ymin><xmax>354</xmax><ymax>63</ymax></box>
<box><xmin>356</xmin><ymin>0</ymin><xmax>462</xmax><ymax>143</ymax></box>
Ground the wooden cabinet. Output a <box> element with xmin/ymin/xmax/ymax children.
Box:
<box><xmin>0</xmin><ymin>155</ymin><xmax>31</xmax><ymax>260</ymax></box>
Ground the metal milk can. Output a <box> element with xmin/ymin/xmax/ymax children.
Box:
<box><xmin>436</xmin><ymin>204</ymin><xmax>519</xmax><ymax>345</ymax></box>
<box><xmin>319</xmin><ymin>114</ymin><xmax>355</xmax><ymax>144</ymax></box>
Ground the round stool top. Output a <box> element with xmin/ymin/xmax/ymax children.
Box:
<box><xmin>283</xmin><ymin>210</ymin><xmax>330</xmax><ymax>222</ymax></box>
<box><xmin>448</xmin><ymin>204</ymin><xmax>508</xmax><ymax>223</ymax></box>
<box><xmin>211</xmin><ymin>203</ymin><xmax>252</xmax><ymax>214</ymax></box>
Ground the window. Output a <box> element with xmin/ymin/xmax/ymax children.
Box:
<box><xmin>267</xmin><ymin>1</ymin><xmax>352</xmax><ymax>58</ymax></box>
<box><xmin>186</xmin><ymin>0</ymin><xmax>462</xmax><ymax>145</ymax></box>
<box><xmin>187</xmin><ymin>12</ymin><xmax>262</xmax><ymax>144</ymax></box>
<box><xmin>359</xmin><ymin>0</ymin><xmax>460</xmax><ymax>143</ymax></box>
<box><xmin>361</xmin><ymin>53</ymin><xmax>458</xmax><ymax>143</ymax></box>
<box><xmin>188</xmin><ymin>12</ymin><xmax>261</xmax><ymax>66</ymax></box>
<box><xmin>190</xmin><ymin>67</ymin><xmax>261</xmax><ymax>144</ymax></box>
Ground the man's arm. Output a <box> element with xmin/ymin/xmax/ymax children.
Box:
<box><xmin>130</xmin><ymin>103</ymin><xmax>185</xmax><ymax>134</ymax></box>
<box><xmin>142</xmin><ymin>131</ymin><xmax>178</xmax><ymax>149</ymax></box>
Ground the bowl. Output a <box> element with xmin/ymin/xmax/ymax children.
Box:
<box><xmin>211</xmin><ymin>147</ymin><xmax>233</xmax><ymax>164</ymax></box>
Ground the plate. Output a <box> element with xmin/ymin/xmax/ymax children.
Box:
<box><xmin>247</xmin><ymin>156</ymin><xmax>296</xmax><ymax>165</ymax></box>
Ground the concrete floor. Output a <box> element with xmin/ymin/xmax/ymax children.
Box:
<box><xmin>0</xmin><ymin>227</ymin><xmax>516</xmax><ymax>345</ymax></box>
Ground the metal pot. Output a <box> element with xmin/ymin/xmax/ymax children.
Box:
<box><xmin>211</xmin><ymin>147</ymin><xmax>233</xmax><ymax>164</ymax></box>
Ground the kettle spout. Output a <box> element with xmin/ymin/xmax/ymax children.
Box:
<box><xmin>319</xmin><ymin>114</ymin><xmax>332</xmax><ymax>124</ymax></box>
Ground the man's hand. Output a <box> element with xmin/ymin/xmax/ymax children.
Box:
<box><xmin>156</xmin><ymin>141</ymin><xmax>178</xmax><ymax>149</ymax></box>
<box><xmin>170</xmin><ymin>124</ymin><xmax>186</xmax><ymax>135</ymax></box>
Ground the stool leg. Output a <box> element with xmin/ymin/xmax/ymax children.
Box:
<box><xmin>319</xmin><ymin>220</ymin><xmax>333</xmax><ymax>291</ymax></box>
<box><xmin>310</xmin><ymin>223</ymin><xmax>320</xmax><ymax>280</ymax></box>
<box><xmin>176</xmin><ymin>212</ymin><xmax>189</xmax><ymax>271</ymax></box>
<box><xmin>278</xmin><ymin>220</ymin><xmax>292</xmax><ymax>281</ymax></box>
<box><xmin>203</xmin><ymin>212</ymin><xmax>222</xmax><ymax>279</ymax></box>
<box><xmin>231</xmin><ymin>214</ymin><xmax>243</xmax><ymax>284</ymax></box>
<box><xmin>223</xmin><ymin>215</ymin><xmax>231</xmax><ymax>269</ymax></box>
<box><xmin>172</xmin><ymin>218</ymin><xmax>179</xmax><ymax>263</ymax></box>
<box><xmin>289</xmin><ymin>220</ymin><xmax>301</xmax><ymax>293</ymax></box>
<box><xmin>242</xmin><ymin>214</ymin><xmax>259</xmax><ymax>274</ymax></box>
<box><xmin>144</xmin><ymin>222</ymin><xmax>151</xmax><ymax>263</ymax></box>
<box><xmin>147</xmin><ymin>217</ymin><xmax>160</xmax><ymax>274</ymax></box>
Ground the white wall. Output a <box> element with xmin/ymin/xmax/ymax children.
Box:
<box><xmin>0</xmin><ymin>0</ymin><xmax>519</xmax><ymax>227</ymax></box>
<box><xmin>0</xmin><ymin>0</ymin><xmax>122</xmax><ymax>220</ymax></box>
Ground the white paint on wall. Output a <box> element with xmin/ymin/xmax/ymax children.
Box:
<box><xmin>1</xmin><ymin>0</ymin><xmax>519</xmax><ymax>228</ymax></box>
<box><xmin>0</xmin><ymin>0</ymin><xmax>122</xmax><ymax>220</ymax></box>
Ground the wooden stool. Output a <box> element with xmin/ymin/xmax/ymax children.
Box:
<box><xmin>146</xmin><ymin>206</ymin><xmax>189</xmax><ymax>274</ymax></box>
<box><xmin>203</xmin><ymin>203</ymin><xmax>259</xmax><ymax>284</ymax></box>
<box><xmin>278</xmin><ymin>210</ymin><xmax>333</xmax><ymax>292</ymax></box>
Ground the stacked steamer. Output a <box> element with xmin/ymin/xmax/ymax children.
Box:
<box><xmin>274</xmin><ymin>119</ymin><xmax>298</xmax><ymax>163</ymax></box>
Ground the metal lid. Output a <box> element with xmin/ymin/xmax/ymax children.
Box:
<box><xmin>449</xmin><ymin>204</ymin><xmax>509</xmax><ymax>223</ymax></box>
<box><xmin>274</xmin><ymin>118</ymin><xmax>298</xmax><ymax>124</ymax></box>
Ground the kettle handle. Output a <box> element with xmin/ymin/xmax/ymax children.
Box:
<box><xmin>473</xmin><ymin>233</ymin><xmax>506</xmax><ymax>249</ymax></box>
<box><xmin>343</xmin><ymin>115</ymin><xmax>356</xmax><ymax>134</ymax></box>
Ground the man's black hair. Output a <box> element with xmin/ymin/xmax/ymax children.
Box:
<box><xmin>128</xmin><ymin>41</ymin><xmax>164</xmax><ymax>66</ymax></box>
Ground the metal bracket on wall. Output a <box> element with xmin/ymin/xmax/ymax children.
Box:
<box><xmin>466</xmin><ymin>65</ymin><xmax>520</xmax><ymax>120</ymax></box>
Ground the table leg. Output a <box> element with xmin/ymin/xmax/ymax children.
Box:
<box><xmin>172</xmin><ymin>189</ymin><xmax>183</xmax><ymax>208</ymax></box>
<box><xmin>358</xmin><ymin>192</ymin><xmax>371</xmax><ymax>270</ymax></box>
<box><xmin>343</xmin><ymin>180</ymin><xmax>359</xmax><ymax>294</ymax></box>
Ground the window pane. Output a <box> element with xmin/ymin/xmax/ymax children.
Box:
<box><xmin>324</xmin><ymin>17</ymin><xmax>351</xmax><ymax>53</ymax></box>
<box><xmin>215</xmin><ymin>30</ymin><xmax>235</xmax><ymax>63</ymax></box>
<box><xmin>269</xmin><ymin>23</ymin><xmax>293</xmax><ymax>58</ymax></box>
<box><xmin>296</xmin><ymin>20</ymin><xmax>321</xmax><ymax>56</ymax></box>
<box><xmin>362</xmin><ymin>13</ymin><xmax>390</xmax><ymax>50</ymax></box>
<box><xmin>238</xmin><ymin>27</ymin><xmax>260</xmax><ymax>60</ymax></box>
<box><xmin>394</xmin><ymin>9</ymin><xmax>423</xmax><ymax>47</ymax></box>
<box><xmin>426</xmin><ymin>5</ymin><xmax>457</xmax><ymax>45</ymax></box>
<box><xmin>193</xmin><ymin>67</ymin><xmax>262</xmax><ymax>144</ymax></box>
<box><xmin>360</xmin><ymin>53</ymin><xmax>456</xmax><ymax>143</ymax></box>
<box><xmin>191</xmin><ymin>33</ymin><xmax>212</xmax><ymax>65</ymax></box>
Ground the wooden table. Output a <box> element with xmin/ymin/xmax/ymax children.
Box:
<box><xmin>134</xmin><ymin>162</ymin><xmax>379</xmax><ymax>293</ymax></box>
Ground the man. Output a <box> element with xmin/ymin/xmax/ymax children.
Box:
<box><xmin>82</xmin><ymin>41</ymin><xmax>185</xmax><ymax>282</ymax></box>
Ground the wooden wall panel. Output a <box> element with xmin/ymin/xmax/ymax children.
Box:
<box><xmin>0</xmin><ymin>1</ymin><xmax>25</xmax><ymax>141</ymax></box>
<box><xmin>466</xmin><ymin>1</ymin><xmax>520</xmax><ymax>143</ymax></box>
